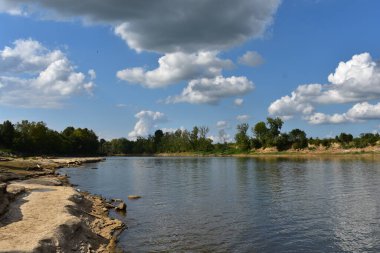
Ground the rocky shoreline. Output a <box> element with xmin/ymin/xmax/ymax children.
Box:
<box><xmin>0</xmin><ymin>157</ymin><xmax>125</xmax><ymax>252</ymax></box>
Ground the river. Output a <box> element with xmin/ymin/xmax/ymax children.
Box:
<box><xmin>59</xmin><ymin>156</ymin><xmax>380</xmax><ymax>252</ymax></box>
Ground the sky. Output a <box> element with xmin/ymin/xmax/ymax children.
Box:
<box><xmin>1</xmin><ymin>0</ymin><xmax>380</xmax><ymax>141</ymax></box>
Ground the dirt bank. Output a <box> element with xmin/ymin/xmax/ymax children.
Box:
<box><xmin>0</xmin><ymin>157</ymin><xmax>125</xmax><ymax>253</ymax></box>
<box><xmin>155</xmin><ymin>147</ymin><xmax>380</xmax><ymax>159</ymax></box>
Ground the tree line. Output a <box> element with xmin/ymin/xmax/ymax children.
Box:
<box><xmin>1</xmin><ymin>118</ymin><xmax>380</xmax><ymax>156</ymax></box>
<box><xmin>0</xmin><ymin>120</ymin><xmax>99</xmax><ymax>155</ymax></box>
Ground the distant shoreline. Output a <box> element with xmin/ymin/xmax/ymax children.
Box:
<box><xmin>111</xmin><ymin>148</ymin><xmax>380</xmax><ymax>159</ymax></box>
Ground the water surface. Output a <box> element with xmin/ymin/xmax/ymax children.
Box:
<box><xmin>60</xmin><ymin>157</ymin><xmax>380</xmax><ymax>252</ymax></box>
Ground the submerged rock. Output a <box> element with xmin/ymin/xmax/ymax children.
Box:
<box><xmin>128</xmin><ymin>195</ymin><xmax>142</xmax><ymax>200</ymax></box>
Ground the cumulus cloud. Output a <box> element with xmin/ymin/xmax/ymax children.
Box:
<box><xmin>306</xmin><ymin>113</ymin><xmax>351</xmax><ymax>125</ymax></box>
<box><xmin>0</xmin><ymin>39</ymin><xmax>64</xmax><ymax>74</ymax></box>
<box><xmin>117</xmin><ymin>51</ymin><xmax>232</xmax><ymax>88</ymax></box>
<box><xmin>128</xmin><ymin>110</ymin><xmax>167</xmax><ymax>140</ymax></box>
<box><xmin>0</xmin><ymin>39</ymin><xmax>94</xmax><ymax>108</ymax></box>
<box><xmin>238</xmin><ymin>51</ymin><xmax>264</xmax><ymax>67</ymax></box>
<box><xmin>0</xmin><ymin>1</ymin><xmax>279</xmax><ymax>105</ymax></box>
<box><xmin>0</xmin><ymin>0</ymin><xmax>280</xmax><ymax>53</ymax></box>
<box><xmin>234</xmin><ymin>98</ymin><xmax>244</xmax><ymax>106</ymax></box>
<box><xmin>166</xmin><ymin>76</ymin><xmax>254</xmax><ymax>104</ymax></box>
<box><xmin>237</xmin><ymin>114</ymin><xmax>250</xmax><ymax>122</ymax></box>
<box><xmin>346</xmin><ymin>102</ymin><xmax>380</xmax><ymax>120</ymax></box>
<box><xmin>269</xmin><ymin>53</ymin><xmax>380</xmax><ymax>123</ymax></box>
<box><xmin>306</xmin><ymin>102</ymin><xmax>380</xmax><ymax>125</ymax></box>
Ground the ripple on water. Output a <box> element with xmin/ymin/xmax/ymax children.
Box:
<box><xmin>59</xmin><ymin>157</ymin><xmax>380</xmax><ymax>253</ymax></box>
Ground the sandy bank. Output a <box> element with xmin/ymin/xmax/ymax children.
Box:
<box><xmin>0</xmin><ymin>157</ymin><xmax>125</xmax><ymax>253</ymax></box>
<box><xmin>155</xmin><ymin>147</ymin><xmax>380</xmax><ymax>159</ymax></box>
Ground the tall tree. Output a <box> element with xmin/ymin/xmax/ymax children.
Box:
<box><xmin>154</xmin><ymin>129</ymin><xmax>164</xmax><ymax>152</ymax></box>
<box><xmin>253</xmin><ymin>121</ymin><xmax>268</xmax><ymax>147</ymax></box>
<box><xmin>289</xmin><ymin>129</ymin><xmax>308</xmax><ymax>149</ymax></box>
<box><xmin>190</xmin><ymin>126</ymin><xmax>199</xmax><ymax>151</ymax></box>
<box><xmin>235</xmin><ymin>123</ymin><xmax>250</xmax><ymax>151</ymax></box>
<box><xmin>266</xmin><ymin>117</ymin><xmax>283</xmax><ymax>137</ymax></box>
<box><xmin>0</xmin><ymin>120</ymin><xmax>15</xmax><ymax>148</ymax></box>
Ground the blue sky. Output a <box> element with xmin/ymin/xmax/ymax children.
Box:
<box><xmin>1</xmin><ymin>0</ymin><xmax>380</xmax><ymax>141</ymax></box>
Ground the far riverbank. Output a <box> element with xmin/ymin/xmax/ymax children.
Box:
<box><xmin>112</xmin><ymin>146</ymin><xmax>380</xmax><ymax>159</ymax></box>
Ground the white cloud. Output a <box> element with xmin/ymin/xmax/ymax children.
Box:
<box><xmin>208</xmin><ymin>131</ymin><xmax>232</xmax><ymax>144</ymax></box>
<box><xmin>269</xmin><ymin>53</ymin><xmax>380</xmax><ymax>122</ymax></box>
<box><xmin>306</xmin><ymin>113</ymin><xmax>351</xmax><ymax>125</ymax></box>
<box><xmin>128</xmin><ymin>110</ymin><xmax>167</xmax><ymax>140</ymax></box>
<box><xmin>161</xmin><ymin>126</ymin><xmax>186</xmax><ymax>133</ymax></box>
<box><xmin>0</xmin><ymin>0</ymin><xmax>280</xmax><ymax>54</ymax></box>
<box><xmin>305</xmin><ymin>102</ymin><xmax>380</xmax><ymax>125</ymax></box>
<box><xmin>237</xmin><ymin>114</ymin><xmax>250</xmax><ymax>122</ymax></box>
<box><xmin>268</xmin><ymin>84</ymin><xmax>316</xmax><ymax>117</ymax></box>
<box><xmin>234</xmin><ymin>98</ymin><xmax>244</xmax><ymax>106</ymax></box>
<box><xmin>216</xmin><ymin>121</ymin><xmax>229</xmax><ymax>129</ymax></box>
<box><xmin>238</xmin><ymin>51</ymin><xmax>264</xmax><ymax>67</ymax></box>
<box><xmin>88</xmin><ymin>69</ymin><xmax>96</xmax><ymax>80</ymax></box>
<box><xmin>0</xmin><ymin>39</ymin><xmax>64</xmax><ymax>74</ymax></box>
<box><xmin>0</xmin><ymin>39</ymin><xmax>95</xmax><ymax>108</ymax></box>
<box><xmin>166</xmin><ymin>76</ymin><xmax>254</xmax><ymax>104</ymax></box>
<box><xmin>117</xmin><ymin>51</ymin><xmax>233</xmax><ymax>88</ymax></box>
<box><xmin>346</xmin><ymin>102</ymin><xmax>380</xmax><ymax>120</ymax></box>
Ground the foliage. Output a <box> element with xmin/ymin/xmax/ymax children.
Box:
<box><xmin>235</xmin><ymin>123</ymin><xmax>250</xmax><ymax>151</ymax></box>
<box><xmin>289</xmin><ymin>129</ymin><xmax>308</xmax><ymax>149</ymax></box>
<box><xmin>0</xmin><ymin>120</ymin><xmax>99</xmax><ymax>156</ymax></box>
<box><xmin>2</xmin><ymin>118</ymin><xmax>380</xmax><ymax>156</ymax></box>
<box><xmin>252</xmin><ymin>121</ymin><xmax>268</xmax><ymax>147</ymax></box>
<box><xmin>275</xmin><ymin>133</ymin><xmax>292</xmax><ymax>151</ymax></box>
<box><xmin>251</xmin><ymin>117</ymin><xmax>284</xmax><ymax>148</ymax></box>
<box><xmin>0</xmin><ymin>120</ymin><xmax>15</xmax><ymax>149</ymax></box>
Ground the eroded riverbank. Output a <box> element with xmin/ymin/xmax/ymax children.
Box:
<box><xmin>0</xmin><ymin>157</ymin><xmax>125</xmax><ymax>252</ymax></box>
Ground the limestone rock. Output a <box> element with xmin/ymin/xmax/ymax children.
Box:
<box><xmin>115</xmin><ymin>202</ymin><xmax>126</xmax><ymax>211</ymax></box>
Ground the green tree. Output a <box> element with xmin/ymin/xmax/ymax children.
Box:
<box><xmin>275</xmin><ymin>133</ymin><xmax>292</xmax><ymax>151</ymax></box>
<box><xmin>190</xmin><ymin>126</ymin><xmax>199</xmax><ymax>151</ymax></box>
<box><xmin>154</xmin><ymin>129</ymin><xmax>164</xmax><ymax>152</ymax></box>
<box><xmin>267</xmin><ymin>117</ymin><xmax>283</xmax><ymax>136</ymax></box>
<box><xmin>198</xmin><ymin>126</ymin><xmax>213</xmax><ymax>152</ymax></box>
<box><xmin>0</xmin><ymin>120</ymin><xmax>15</xmax><ymax>148</ymax></box>
<box><xmin>289</xmin><ymin>129</ymin><xmax>308</xmax><ymax>149</ymax></box>
<box><xmin>266</xmin><ymin>117</ymin><xmax>283</xmax><ymax>147</ymax></box>
<box><xmin>235</xmin><ymin>123</ymin><xmax>250</xmax><ymax>151</ymax></box>
<box><xmin>336</xmin><ymin>133</ymin><xmax>353</xmax><ymax>147</ymax></box>
<box><xmin>252</xmin><ymin>121</ymin><xmax>268</xmax><ymax>147</ymax></box>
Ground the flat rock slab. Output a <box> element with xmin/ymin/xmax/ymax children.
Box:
<box><xmin>23</xmin><ymin>177</ymin><xmax>63</xmax><ymax>186</ymax></box>
<box><xmin>6</xmin><ymin>184</ymin><xmax>26</xmax><ymax>196</ymax></box>
<box><xmin>0</xmin><ymin>182</ymin><xmax>79</xmax><ymax>252</ymax></box>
